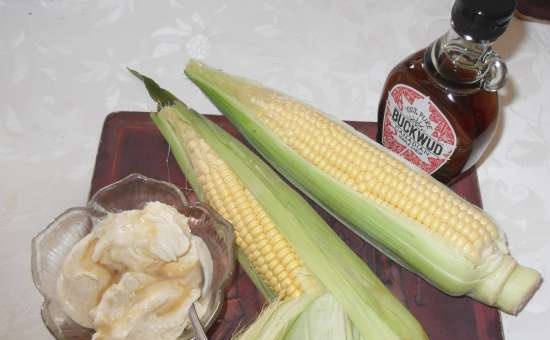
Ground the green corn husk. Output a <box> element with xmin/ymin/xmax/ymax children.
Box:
<box><xmin>235</xmin><ymin>293</ymin><xmax>364</xmax><ymax>340</ymax></box>
<box><xmin>283</xmin><ymin>293</ymin><xmax>364</xmax><ymax>340</ymax></box>
<box><xmin>131</xmin><ymin>69</ymin><xmax>428</xmax><ymax>340</ymax></box>
<box><xmin>183</xmin><ymin>60</ymin><xmax>542</xmax><ymax>315</ymax></box>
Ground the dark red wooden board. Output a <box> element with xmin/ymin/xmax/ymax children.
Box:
<box><xmin>89</xmin><ymin>112</ymin><xmax>504</xmax><ymax>340</ymax></box>
<box><xmin>517</xmin><ymin>0</ymin><xmax>550</xmax><ymax>22</ymax></box>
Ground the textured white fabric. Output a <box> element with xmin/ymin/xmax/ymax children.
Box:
<box><xmin>1</xmin><ymin>0</ymin><xmax>548</xmax><ymax>339</ymax></box>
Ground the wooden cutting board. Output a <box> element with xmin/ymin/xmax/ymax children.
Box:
<box><xmin>89</xmin><ymin>111</ymin><xmax>504</xmax><ymax>340</ymax></box>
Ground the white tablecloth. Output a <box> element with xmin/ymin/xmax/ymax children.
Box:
<box><xmin>1</xmin><ymin>0</ymin><xmax>548</xmax><ymax>339</ymax></box>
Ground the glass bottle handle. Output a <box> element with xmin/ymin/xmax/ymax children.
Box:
<box><xmin>481</xmin><ymin>50</ymin><xmax>507</xmax><ymax>92</ymax></box>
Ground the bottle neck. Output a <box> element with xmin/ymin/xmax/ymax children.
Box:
<box><xmin>425</xmin><ymin>29</ymin><xmax>506</xmax><ymax>92</ymax></box>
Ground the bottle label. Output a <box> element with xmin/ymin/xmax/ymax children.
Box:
<box><xmin>381</xmin><ymin>84</ymin><xmax>457</xmax><ymax>174</ymax></box>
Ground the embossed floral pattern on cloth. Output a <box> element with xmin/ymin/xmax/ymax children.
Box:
<box><xmin>1</xmin><ymin>0</ymin><xmax>548</xmax><ymax>339</ymax></box>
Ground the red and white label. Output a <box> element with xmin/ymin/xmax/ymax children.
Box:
<box><xmin>381</xmin><ymin>84</ymin><xmax>457</xmax><ymax>174</ymax></box>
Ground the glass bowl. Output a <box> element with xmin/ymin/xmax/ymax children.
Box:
<box><xmin>31</xmin><ymin>173</ymin><xmax>236</xmax><ymax>340</ymax></box>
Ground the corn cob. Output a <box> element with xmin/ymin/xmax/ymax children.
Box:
<box><xmin>131</xmin><ymin>70</ymin><xmax>428</xmax><ymax>340</ymax></box>
<box><xmin>184</xmin><ymin>60</ymin><xmax>542</xmax><ymax>315</ymax></box>
<box><xmin>162</xmin><ymin>108</ymin><xmax>317</xmax><ymax>300</ymax></box>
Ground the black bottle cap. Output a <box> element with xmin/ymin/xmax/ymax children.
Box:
<box><xmin>451</xmin><ymin>0</ymin><xmax>517</xmax><ymax>42</ymax></box>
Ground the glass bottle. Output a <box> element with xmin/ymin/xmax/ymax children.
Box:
<box><xmin>376</xmin><ymin>0</ymin><xmax>517</xmax><ymax>184</ymax></box>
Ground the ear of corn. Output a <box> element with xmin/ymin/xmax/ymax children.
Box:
<box><xmin>184</xmin><ymin>60</ymin><xmax>542</xmax><ymax>315</ymax></box>
<box><xmin>132</xmin><ymin>70</ymin><xmax>428</xmax><ymax>340</ymax></box>
<box><xmin>152</xmin><ymin>105</ymin><xmax>319</xmax><ymax>301</ymax></box>
<box><xmin>132</xmin><ymin>69</ymin><xmax>277</xmax><ymax>301</ymax></box>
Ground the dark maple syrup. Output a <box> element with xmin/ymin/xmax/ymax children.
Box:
<box><xmin>376</xmin><ymin>0</ymin><xmax>516</xmax><ymax>184</ymax></box>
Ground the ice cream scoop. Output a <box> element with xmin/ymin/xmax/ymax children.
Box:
<box><xmin>56</xmin><ymin>201</ymin><xmax>213</xmax><ymax>340</ymax></box>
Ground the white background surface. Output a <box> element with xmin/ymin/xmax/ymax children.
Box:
<box><xmin>1</xmin><ymin>0</ymin><xmax>548</xmax><ymax>339</ymax></box>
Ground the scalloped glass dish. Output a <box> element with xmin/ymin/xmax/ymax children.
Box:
<box><xmin>31</xmin><ymin>173</ymin><xmax>236</xmax><ymax>340</ymax></box>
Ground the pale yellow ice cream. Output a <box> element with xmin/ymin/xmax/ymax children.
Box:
<box><xmin>57</xmin><ymin>201</ymin><xmax>213</xmax><ymax>340</ymax></box>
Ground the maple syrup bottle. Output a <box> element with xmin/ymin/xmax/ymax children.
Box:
<box><xmin>376</xmin><ymin>0</ymin><xmax>516</xmax><ymax>184</ymax></box>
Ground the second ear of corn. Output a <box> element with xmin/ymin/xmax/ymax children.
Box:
<box><xmin>184</xmin><ymin>60</ymin><xmax>542</xmax><ymax>315</ymax></box>
<box><xmin>132</xmin><ymin>70</ymin><xmax>428</xmax><ymax>340</ymax></box>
